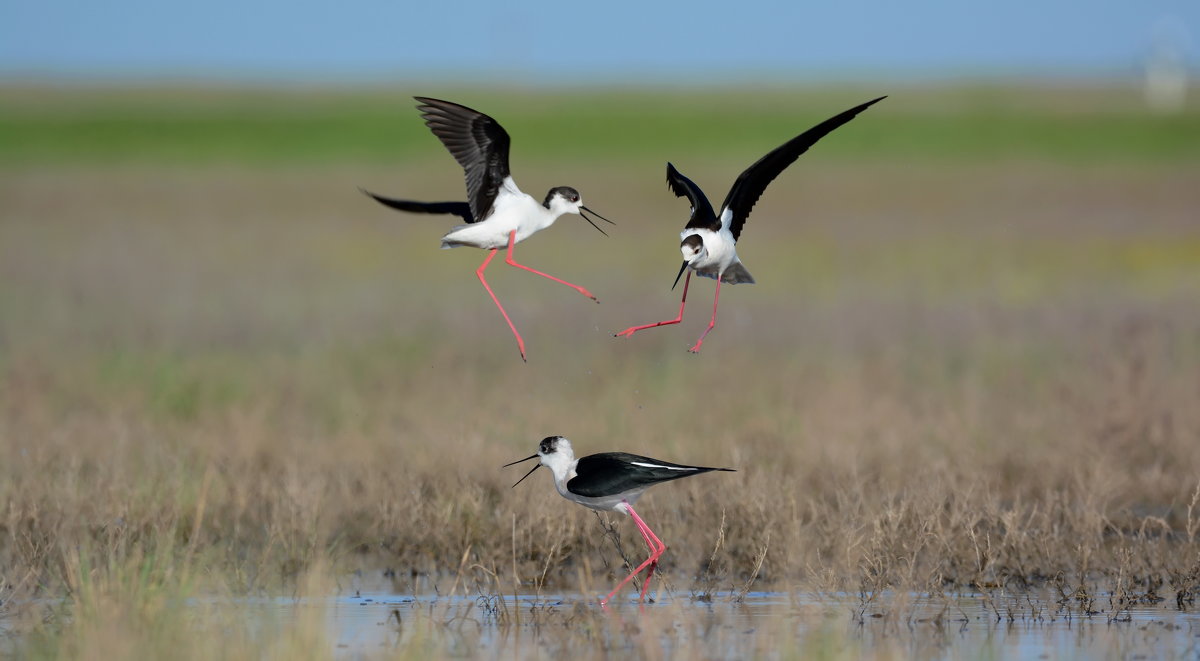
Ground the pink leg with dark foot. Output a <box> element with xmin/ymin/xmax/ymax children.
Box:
<box><xmin>688</xmin><ymin>280</ymin><xmax>721</xmax><ymax>353</ymax></box>
<box><xmin>475</xmin><ymin>248</ymin><xmax>526</xmax><ymax>362</ymax></box>
<box><xmin>614</xmin><ymin>271</ymin><xmax>692</xmax><ymax>339</ymax></box>
<box><xmin>503</xmin><ymin>230</ymin><xmax>598</xmax><ymax>302</ymax></box>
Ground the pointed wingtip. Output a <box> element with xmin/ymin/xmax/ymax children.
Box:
<box><xmin>413</xmin><ymin>96</ymin><xmax>445</xmax><ymax>117</ymax></box>
<box><xmin>360</xmin><ymin>188</ymin><xmax>399</xmax><ymax>209</ymax></box>
<box><xmin>360</xmin><ymin>188</ymin><xmax>386</xmax><ymax>204</ymax></box>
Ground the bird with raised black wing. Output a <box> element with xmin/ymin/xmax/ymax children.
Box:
<box><xmin>615</xmin><ymin>96</ymin><xmax>885</xmax><ymax>353</ymax></box>
<box><xmin>363</xmin><ymin>97</ymin><xmax>614</xmax><ymax>361</ymax></box>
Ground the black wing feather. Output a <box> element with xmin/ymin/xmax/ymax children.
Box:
<box><xmin>567</xmin><ymin>452</ymin><xmax>733</xmax><ymax>498</ymax></box>
<box><xmin>666</xmin><ymin>163</ymin><xmax>720</xmax><ymax>232</ymax></box>
<box><xmin>361</xmin><ymin>190</ymin><xmax>475</xmax><ymax>223</ymax></box>
<box><xmin>414</xmin><ymin>97</ymin><xmax>512</xmax><ymax>224</ymax></box>
<box><xmin>720</xmin><ymin>96</ymin><xmax>886</xmax><ymax>241</ymax></box>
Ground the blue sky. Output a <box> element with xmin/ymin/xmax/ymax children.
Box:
<box><xmin>2</xmin><ymin>0</ymin><xmax>1196</xmax><ymax>83</ymax></box>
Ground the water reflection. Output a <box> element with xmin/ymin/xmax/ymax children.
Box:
<box><xmin>205</xmin><ymin>590</ymin><xmax>1200</xmax><ymax>659</ymax></box>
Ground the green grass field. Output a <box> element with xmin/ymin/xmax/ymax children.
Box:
<box><xmin>1</xmin><ymin>82</ymin><xmax>1199</xmax><ymax>658</ymax></box>
<box><xmin>3</xmin><ymin>84</ymin><xmax>1199</xmax><ymax>167</ymax></box>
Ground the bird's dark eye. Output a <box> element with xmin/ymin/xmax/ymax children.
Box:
<box><xmin>571</xmin><ymin>195</ymin><xmax>579</xmax><ymax>202</ymax></box>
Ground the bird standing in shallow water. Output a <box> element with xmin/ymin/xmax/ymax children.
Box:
<box><xmin>614</xmin><ymin>96</ymin><xmax>885</xmax><ymax>353</ymax></box>
<box><xmin>505</xmin><ymin>435</ymin><xmax>734</xmax><ymax>606</ymax></box>
<box><xmin>363</xmin><ymin>97</ymin><xmax>613</xmax><ymax>362</ymax></box>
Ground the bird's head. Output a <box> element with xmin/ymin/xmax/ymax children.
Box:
<box><xmin>680</xmin><ymin>233</ymin><xmax>705</xmax><ymax>263</ymax></box>
<box><xmin>503</xmin><ymin>435</ymin><xmax>577</xmax><ymax>488</ymax></box>
<box><xmin>673</xmin><ymin>234</ymin><xmax>705</xmax><ymax>289</ymax></box>
<box><xmin>544</xmin><ymin>187</ymin><xmax>615</xmax><ymax>236</ymax></box>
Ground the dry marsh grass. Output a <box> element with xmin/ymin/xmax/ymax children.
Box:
<box><xmin>2</xmin><ymin>89</ymin><xmax>1200</xmax><ymax>656</ymax></box>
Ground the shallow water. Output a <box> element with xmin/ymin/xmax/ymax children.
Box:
<box><xmin>192</xmin><ymin>589</ymin><xmax>1200</xmax><ymax>660</ymax></box>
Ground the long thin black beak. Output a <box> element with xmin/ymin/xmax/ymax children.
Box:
<box><xmin>510</xmin><ymin>464</ymin><xmax>540</xmax><ymax>488</ymax></box>
<box><xmin>503</xmin><ymin>454</ymin><xmax>538</xmax><ymax>467</ymax></box>
<box><xmin>671</xmin><ymin>260</ymin><xmax>689</xmax><ymax>290</ymax></box>
<box><xmin>503</xmin><ymin>454</ymin><xmax>541</xmax><ymax>488</ymax></box>
<box><xmin>579</xmin><ymin>206</ymin><xmax>615</xmax><ymax>237</ymax></box>
<box><xmin>581</xmin><ymin>206</ymin><xmax>615</xmax><ymax>225</ymax></box>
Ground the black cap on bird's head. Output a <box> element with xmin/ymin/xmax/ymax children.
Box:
<box><xmin>544</xmin><ymin>187</ymin><xmax>615</xmax><ymax>236</ymax></box>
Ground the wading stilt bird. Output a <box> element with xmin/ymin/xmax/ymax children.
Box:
<box><xmin>505</xmin><ymin>435</ymin><xmax>734</xmax><ymax>606</ymax></box>
<box><xmin>363</xmin><ymin>97</ymin><xmax>614</xmax><ymax>362</ymax></box>
<box><xmin>614</xmin><ymin>96</ymin><xmax>886</xmax><ymax>353</ymax></box>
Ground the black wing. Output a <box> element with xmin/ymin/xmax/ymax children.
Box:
<box><xmin>666</xmin><ymin>162</ymin><xmax>720</xmax><ymax>232</ymax></box>
<box><xmin>361</xmin><ymin>190</ymin><xmax>475</xmax><ymax>223</ymax></box>
<box><xmin>415</xmin><ymin>97</ymin><xmax>512</xmax><ymax>224</ymax></box>
<box><xmin>719</xmin><ymin>96</ymin><xmax>886</xmax><ymax>241</ymax></box>
<box><xmin>567</xmin><ymin>452</ymin><xmax>733</xmax><ymax>498</ymax></box>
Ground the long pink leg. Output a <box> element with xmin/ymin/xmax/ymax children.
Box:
<box><xmin>614</xmin><ymin>271</ymin><xmax>691</xmax><ymax>338</ymax></box>
<box><xmin>503</xmin><ymin>230</ymin><xmax>598</xmax><ymax>302</ymax></box>
<box><xmin>600</xmin><ymin>503</ymin><xmax>666</xmax><ymax>606</ymax></box>
<box><xmin>627</xmin><ymin>506</ymin><xmax>667</xmax><ymax>602</ymax></box>
<box><xmin>627</xmin><ymin>506</ymin><xmax>667</xmax><ymax>604</ymax></box>
<box><xmin>475</xmin><ymin>248</ymin><xmax>526</xmax><ymax>362</ymax></box>
<box><xmin>687</xmin><ymin>280</ymin><xmax>721</xmax><ymax>353</ymax></box>
<box><xmin>628</xmin><ymin>511</ymin><xmax>667</xmax><ymax>604</ymax></box>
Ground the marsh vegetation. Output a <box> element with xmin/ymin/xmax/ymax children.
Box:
<box><xmin>1</xmin><ymin>84</ymin><xmax>1198</xmax><ymax>658</ymax></box>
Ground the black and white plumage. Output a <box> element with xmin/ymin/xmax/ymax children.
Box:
<box><xmin>361</xmin><ymin>97</ymin><xmax>614</xmax><ymax>361</ymax></box>
<box><xmin>506</xmin><ymin>435</ymin><xmax>733</xmax><ymax>510</ymax></box>
<box><xmin>362</xmin><ymin>97</ymin><xmax>613</xmax><ymax>249</ymax></box>
<box><xmin>505</xmin><ymin>435</ymin><xmax>734</xmax><ymax>605</ymax></box>
<box><xmin>615</xmin><ymin>96</ymin><xmax>886</xmax><ymax>353</ymax></box>
<box><xmin>670</xmin><ymin>95</ymin><xmax>887</xmax><ymax>286</ymax></box>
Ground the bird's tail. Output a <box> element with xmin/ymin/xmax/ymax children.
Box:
<box><xmin>439</xmin><ymin>225</ymin><xmax>474</xmax><ymax>249</ymax></box>
<box><xmin>720</xmin><ymin>262</ymin><xmax>755</xmax><ymax>285</ymax></box>
<box><xmin>360</xmin><ymin>190</ymin><xmax>475</xmax><ymax>223</ymax></box>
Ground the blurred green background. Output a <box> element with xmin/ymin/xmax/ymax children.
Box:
<box><xmin>3</xmin><ymin>85</ymin><xmax>1199</xmax><ymax>167</ymax></box>
<box><xmin>3</xmin><ymin>81</ymin><xmax>1197</xmax><ymax>428</ymax></box>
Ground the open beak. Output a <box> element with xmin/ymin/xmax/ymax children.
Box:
<box><xmin>579</xmin><ymin>206</ymin><xmax>615</xmax><ymax>237</ymax></box>
<box><xmin>503</xmin><ymin>454</ymin><xmax>541</xmax><ymax>488</ymax></box>
<box><xmin>671</xmin><ymin>260</ymin><xmax>689</xmax><ymax>290</ymax></box>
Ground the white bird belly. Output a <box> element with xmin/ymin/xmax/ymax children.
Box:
<box><xmin>441</xmin><ymin>193</ymin><xmax>550</xmax><ymax>250</ymax></box>
<box><xmin>682</xmin><ymin>228</ymin><xmax>741</xmax><ymax>280</ymax></box>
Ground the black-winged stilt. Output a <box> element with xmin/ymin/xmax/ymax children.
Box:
<box><xmin>505</xmin><ymin>435</ymin><xmax>734</xmax><ymax>605</ymax></box>
<box><xmin>363</xmin><ymin>97</ymin><xmax>614</xmax><ymax>361</ymax></box>
<box><xmin>614</xmin><ymin>96</ymin><xmax>886</xmax><ymax>353</ymax></box>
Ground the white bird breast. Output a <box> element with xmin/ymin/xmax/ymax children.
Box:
<box><xmin>680</xmin><ymin>227</ymin><xmax>738</xmax><ymax>275</ymax></box>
